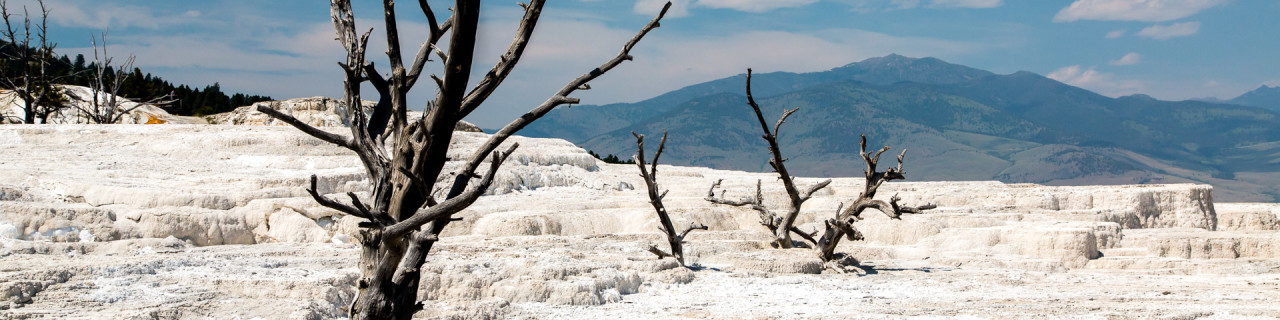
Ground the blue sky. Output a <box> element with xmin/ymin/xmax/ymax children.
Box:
<box><xmin>5</xmin><ymin>0</ymin><xmax>1277</xmax><ymax>127</ymax></box>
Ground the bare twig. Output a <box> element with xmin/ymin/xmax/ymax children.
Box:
<box><xmin>257</xmin><ymin>106</ymin><xmax>355</xmax><ymax>150</ymax></box>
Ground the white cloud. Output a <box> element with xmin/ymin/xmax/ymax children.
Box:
<box><xmin>636</xmin><ymin>0</ymin><xmax>819</xmax><ymax>15</ymax></box>
<box><xmin>889</xmin><ymin>0</ymin><xmax>1002</xmax><ymax>9</ymax></box>
<box><xmin>1263</xmin><ymin>80</ymin><xmax>1280</xmax><ymax>88</ymax></box>
<box><xmin>15</xmin><ymin>0</ymin><xmax>207</xmax><ymax>29</ymax></box>
<box><xmin>697</xmin><ymin>0</ymin><xmax>819</xmax><ymax>13</ymax></box>
<box><xmin>1136</xmin><ymin>21</ymin><xmax>1199</xmax><ymax>39</ymax></box>
<box><xmin>1054</xmin><ymin>0</ymin><xmax>1226</xmax><ymax>22</ymax></box>
<box><xmin>635</xmin><ymin>0</ymin><xmax>690</xmax><ymax>18</ymax></box>
<box><xmin>890</xmin><ymin>0</ymin><xmax>922</xmax><ymax>9</ymax></box>
<box><xmin>1109</xmin><ymin>52</ymin><xmax>1141</xmax><ymax>65</ymax></box>
<box><xmin>1105</xmin><ymin>29</ymin><xmax>1126</xmax><ymax>38</ymax></box>
<box><xmin>1047</xmin><ymin>65</ymin><xmax>1145</xmax><ymax>97</ymax></box>
<box><xmin>927</xmin><ymin>0</ymin><xmax>1004</xmax><ymax>8</ymax></box>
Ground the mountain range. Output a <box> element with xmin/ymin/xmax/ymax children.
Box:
<box><xmin>519</xmin><ymin>54</ymin><xmax>1280</xmax><ymax>202</ymax></box>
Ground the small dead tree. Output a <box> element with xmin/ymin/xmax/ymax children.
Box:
<box><xmin>260</xmin><ymin>1</ymin><xmax>672</xmax><ymax>319</ymax></box>
<box><xmin>633</xmin><ymin>131</ymin><xmax>706</xmax><ymax>266</ymax></box>
<box><xmin>78</xmin><ymin>32</ymin><xmax>171</xmax><ymax>124</ymax></box>
<box><xmin>816</xmin><ymin>135</ymin><xmax>936</xmax><ymax>263</ymax></box>
<box><xmin>705</xmin><ymin>69</ymin><xmax>934</xmax><ymax>265</ymax></box>
<box><xmin>1</xmin><ymin>0</ymin><xmax>65</xmax><ymax>124</ymax></box>
<box><xmin>706</xmin><ymin>68</ymin><xmax>831</xmax><ymax>249</ymax></box>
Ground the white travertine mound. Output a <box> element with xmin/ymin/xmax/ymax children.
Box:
<box><xmin>0</xmin><ymin>125</ymin><xmax>1229</xmax><ymax>253</ymax></box>
<box><xmin>208</xmin><ymin>97</ymin><xmax>484</xmax><ymax>132</ymax></box>
<box><xmin>1</xmin><ymin>124</ymin><xmax>1276</xmax><ymax>319</ymax></box>
<box><xmin>2</xmin><ymin>85</ymin><xmax>205</xmax><ymax>124</ymax></box>
<box><xmin>208</xmin><ymin>97</ymin><xmax>369</xmax><ymax>127</ymax></box>
<box><xmin>884</xmin><ymin>182</ymin><xmax>1218</xmax><ymax>230</ymax></box>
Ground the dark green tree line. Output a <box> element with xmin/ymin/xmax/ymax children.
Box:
<box><xmin>2</xmin><ymin>39</ymin><xmax>272</xmax><ymax>117</ymax></box>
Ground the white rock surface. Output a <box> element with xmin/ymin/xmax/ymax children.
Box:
<box><xmin>208</xmin><ymin>97</ymin><xmax>483</xmax><ymax>132</ymax></box>
<box><xmin>208</xmin><ymin>97</ymin><xmax>370</xmax><ymax>127</ymax></box>
<box><xmin>1216</xmin><ymin>203</ymin><xmax>1280</xmax><ymax>231</ymax></box>
<box><xmin>0</xmin><ymin>124</ymin><xmax>1276</xmax><ymax>319</ymax></box>
<box><xmin>2</xmin><ymin>85</ymin><xmax>206</xmax><ymax>124</ymax></box>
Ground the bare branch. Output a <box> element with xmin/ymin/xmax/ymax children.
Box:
<box><xmin>651</xmin><ymin>130</ymin><xmax>667</xmax><ymax>176</ymax></box>
<box><xmin>799</xmin><ymin>179</ymin><xmax>833</xmax><ymax>202</ymax></box>
<box><xmin>347</xmin><ymin>192</ymin><xmax>374</xmax><ymax>217</ymax></box>
<box><xmin>705</xmin><ymin>179</ymin><xmax>757</xmax><ymax>207</ymax></box>
<box><xmin>902</xmin><ymin>203</ymin><xmax>938</xmax><ymax>214</ymax></box>
<box><xmin>678</xmin><ymin>223</ymin><xmax>708</xmax><ymax>241</ymax></box>
<box><xmin>385</xmin><ymin>144</ymin><xmax>519</xmax><ymax>239</ymax></box>
<box><xmin>458</xmin><ymin>0</ymin><xmax>545</xmax><ymax>118</ymax></box>
<box><xmin>647</xmin><ymin>245</ymin><xmax>673</xmax><ymax>259</ymax></box>
<box><xmin>404</xmin><ymin>2</ymin><xmax>453</xmax><ymax>88</ymax></box>
<box><xmin>895</xmin><ymin>149</ymin><xmax>907</xmax><ymax>173</ymax></box>
<box><xmin>772</xmin><ymin>107</ymin><xmax>799</xmax><ymax>138</ymax></box>
<box><xmin>447</xmin><ymin>1</ymin><xmax>672</xmax><ymax>200</ymax></box>
<box><xmin>257</xmin><ymin>105</ymin><xmax>355</xmax><ymax>150</ymax></box>
<box><xmin>306</xmin><ymin>175</ymin><xmax>374</xmax><ymax>221</ymax></box>
<box><xmin>872</xmin><ymin>146</ymin><xmax>890</xmax><ymax>165</ymax></box>
<box><xmin>788</xmin><ymin>226</ymin><xmax>819</xmax><ymax>247</ymax></box>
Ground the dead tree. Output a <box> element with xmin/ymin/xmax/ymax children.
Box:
<box><xmin>1</xmin><ymin>0</ymin><xmax>65</xmax><ymax>124</ymax></box>
<box><xmin>260</xmin><ymin>1</ymin><xmax>672</xmax><ymax>319</ymax></box>
<box><xmin>706</xmin><ymin>68</ymin><xmax>832</xmax><ymax>249</ymax></box>
<box><xmin>705</xmin><ymin>69</ymin><xmax>934</xmax><ymax>265</ymax></box>
<box><xmin>78</xmin><ymin>32</ymin><xmax>171</xmax><ymax>124</ymax></box>
<box><xmin>816</xmin><ymin>135</ymin><xmax>935</xmax><ymax>263</ymax></box>
<box><xmin>633</xmin><ymin>131</ymin><xmax>706</xmax><ymax>266</ymax></box>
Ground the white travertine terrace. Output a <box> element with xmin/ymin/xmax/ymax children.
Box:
<box><xmin>1</xmin><ymin>125</ymin><xmax>1277</xmax><ymax>318</ymax></box>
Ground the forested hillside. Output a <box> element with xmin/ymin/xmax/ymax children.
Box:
<box><xmin>1</xmin><ymin>40</ymin><xmax>271</xmax><ymax>116</ymax></box>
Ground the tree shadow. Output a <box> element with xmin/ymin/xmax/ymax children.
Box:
<box><xmin>686</xmin><ymin>263</ymin><xmax>721</xmax><ymax>272</ymax></box>
<box><xmin>854</xmin><ymin>263</ymin><xmax>951</xmax><ymax>275</ymax></box>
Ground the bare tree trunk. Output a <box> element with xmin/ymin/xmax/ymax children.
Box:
<box><xmin>815</xmin><ymin>135</ymin><xmax>936</xmax><ymax>263</ymax></box>
<box><xmin>259</xmin><ymin>1</ymin><xmax>673</xmax><ymax>318</ymax></box>
<box><xmin>633</xmin><ymin>131</ymin><xmax>706</xmax><ymax>266</ymax></box>
<box><xmin>703</xmin><ymin>69</ymin><xmax>934</xmax><ymax>266</ymax></box>
<box><xmin>78</xmin><ymin>32</ymin><xmax>170</xmax><ymax>124</ymax></box>
<box><xmin>706</xmin><ymin>69</ymin><xmax>830</xmax><ymax>249</ymax></box>
<box><xmin>0</xmin><ymin>0</ymin><xmax>64</xmax><ymax>124</ymax></box>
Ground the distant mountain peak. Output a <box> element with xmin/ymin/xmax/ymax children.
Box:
<box><xmin>1120</xmin><ymin>93</ymin><xmax>1157</xmax><ymax>101</ymax></box>
<box><xmin>856</xmin><ymin>53</ymin><xmax>916</xmax><ymax>65</ymax></box>
<box><xmin>832</xmin><ymin>54</ymin><xmax>995</xmax><ymax>85</ymax></box>
<box><xmin>1228</xmin><ymin>84</ymin><xmax>1280</xmax><ymax>112</ymax></box>
<box><xmin>1010</xmin><ymin>70</ymin><xmax>1042</xmax><ymax>77</ymax></box>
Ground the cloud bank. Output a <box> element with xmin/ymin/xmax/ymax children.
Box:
<box><xmin>1048</xmin><ymin>65</ymin><xmax>1144</xmax><ymax>97</ymax></box>
<box><xmin>1110</xmin><ymin>52</ymin><xmax>1141</xmax><ymax>65</ymax></box>
<box><xmin>1136</xmin><ymin>21</ymin><xmax>1200</xmax><ymax>39</ymax></box>
<box><xmin>1054</xmin><ymin>0</ymin><xmax>1225</xmax><ymax>22</ymax></box>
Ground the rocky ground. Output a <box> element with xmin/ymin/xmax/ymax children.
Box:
<box><xmin>1</xmin><ymin>124</ymin><xmax>1279</xmax><ymax>319</ymax></box>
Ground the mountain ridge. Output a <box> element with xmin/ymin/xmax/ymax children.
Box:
<box><xmin>524</xmin><ymin>54</ymin><xmax>1280</xmax><ymax>201</ymax></box>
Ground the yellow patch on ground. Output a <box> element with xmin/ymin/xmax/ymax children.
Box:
<box><xmin>144</xmin><ymin>114</ymin><xmax>167</xmax><ymax>124</ymax></box>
